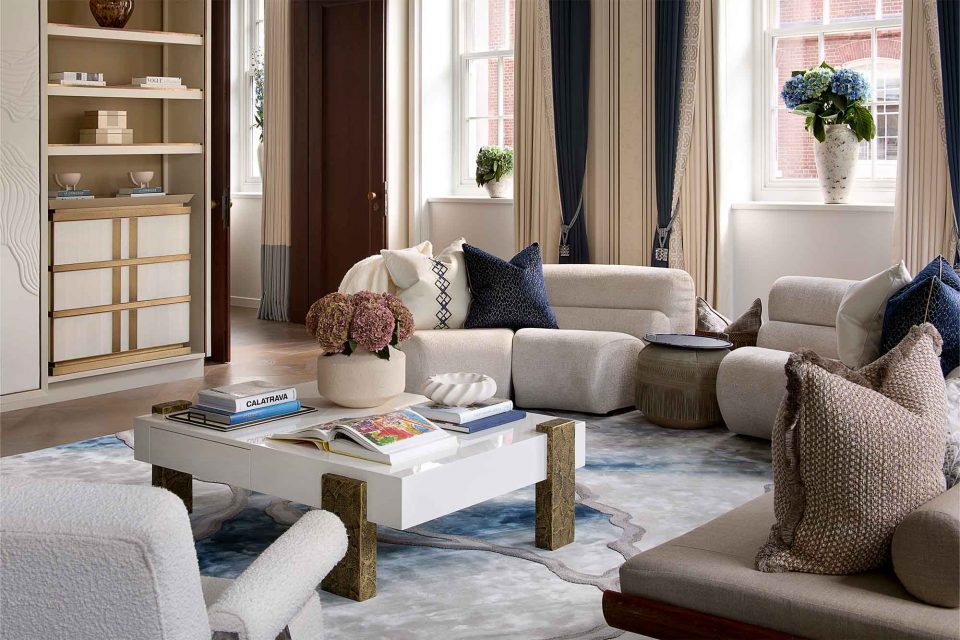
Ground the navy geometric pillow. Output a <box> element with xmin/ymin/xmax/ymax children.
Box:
<box><xmin>463</xmin><ymin>243</ymin><xmax>558</xmax><ymax>331</ymax></box>
<box><xmin>880</xmin><ymin>256</ymin><xmax>959</xmax><ymax>375</ymax></box>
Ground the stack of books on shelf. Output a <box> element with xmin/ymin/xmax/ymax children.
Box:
<box><xmin>411</xmin><ymin>398</ymin><xmax>525</xmax><ymax>434</ymax></box>
<box><xmin>49</xmin><ymin>189</ymin><xmax>93</xmax><ymax>200</ymax></box>
<box><xmin>132</xmin><ymin>76</ymin><xmax>187</xmax><ymax>90</ymax></box>
<box><xmin>186</xmin><ymin>381</ymin><xmax>302</xmax><ymax>430</ymax></box>
<box><xmin>270</xmin><ymin>409</ymin><xmax>458</xmax><ymax>466</ymax></box>
<box><xmin>50</xmin><ymin>71</ymin><xmax>105</xmax><ymax>87</ymax></box>
<box><xmin>117</xmin><ymin>186</ymin><xmax>165</xmax><ymax>198</ymax></box>
<box><xmin>80</xmin><ymin>110</ymin><xmax>132</xmax><ymax>145</ymax></box>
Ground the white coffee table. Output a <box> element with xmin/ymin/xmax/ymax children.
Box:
<box><xmin>134</xmin><ymin>381</ymin><xmax>585</xmax><ymax>601</ymax></box>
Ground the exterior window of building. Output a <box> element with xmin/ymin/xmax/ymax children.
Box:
<box><xmin>240</xmin><ymin>0</ymin><xmax>265</xmax><ymax>193</ymax></box>
<box><xmin>764</xmin><ymin>0</ymin><xmax>902</xmax><ymax>187</ymax></box>
<box><xmin>458</xmin><ymin>0</ymin><xmax>515</xmax><ymax>188</ymax></box>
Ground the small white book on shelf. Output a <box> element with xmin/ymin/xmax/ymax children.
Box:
<box><xmin>411</xmin><ymin>397</ymin><xmax>513</xmax><ymax>424</ymax></box>
<box><xmin>197</xmin><ymin>380</ymin><xmax>297</xmax><ymax>413</ymax></box>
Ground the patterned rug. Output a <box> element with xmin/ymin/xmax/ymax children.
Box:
<box><xmin>0</xmin><ymin>410</ymin><xmax>772</xmax><ymax>639</ymax></box>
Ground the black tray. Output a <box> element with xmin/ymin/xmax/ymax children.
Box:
<box><xmin>643</xmin><ymin>333</ymin><xmax>733</xmax><ymax>350</ymax></box>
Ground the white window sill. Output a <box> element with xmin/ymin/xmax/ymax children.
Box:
<box><xmin>428</xmin><ymin>196</ymin><xmax>513</xmax><ymax>204</ymax></box>
<box><xmin>731</xmin><ymin>201</ymin><xmax>894</xmax><ymax>214</ymax></box>
<box><xmin>232</xmin><ymin>191</ymin><xmax>263</xmax><ymax>200</ymax></box>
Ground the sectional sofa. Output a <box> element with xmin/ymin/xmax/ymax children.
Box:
<box><xmin>402</xmin><ymin>264</ymin><xmax>696</xmax><ymax>413</ymax></box>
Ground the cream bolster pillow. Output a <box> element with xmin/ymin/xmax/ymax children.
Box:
<box><xmin>891</xmin><ymin>485</ymin><xmax>960</xmax><ymax>608</ymax></box>
<box><xmin>836</xmin><ymin>261</ymin><xmax>911</xmax><ymax>368</ymax></box>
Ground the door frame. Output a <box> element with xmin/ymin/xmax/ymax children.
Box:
<box><xmin>209</xmin><ymin>0</ymin><xmax>231</xmax><ymax>362</ymax></box>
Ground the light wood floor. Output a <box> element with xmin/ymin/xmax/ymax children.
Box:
<box><xmin>1</xmin><ymin>308</ymin><xmax>318</xmax><ymax>457</ymax></box>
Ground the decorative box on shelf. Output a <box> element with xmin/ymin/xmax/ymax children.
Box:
<box><xmin>83</xmin><ymin>110</ymin><xmax>127</xmax><ymax>129</ymax></box>
<box><xmin>47</xmin><ymin>194</ymin><xmax>195</xmax><ymax>376</ymax></box>
<box><xmin>79</xmin><ymin>128</ymin><xmax>133</xmax><ymax>144</ymax></box>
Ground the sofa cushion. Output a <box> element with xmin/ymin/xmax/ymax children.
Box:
<box><xmin>881</xmin><ymin>256</ymin><xmax>960</xmax><ymax>375</ymax></box>
<box><xmin>767</xmin><ymin>275</ymin><xmax>853</xmax><ymax>327</ymax></box>
<box><xmin>401</xmin><ymin>329</ymin><xmax>513</xmax><ymax>398</ymax></box>
<box><xmin>619</xmin><ymin>491</ymin><xmax>959</xmax><ymax>639</ymax></box>
<box><xmin>892</xmin><ymin>485</ymin><xmax>960</xmax><ymax>608</ymax></box>
<box><xmin>512</xmin><ymin>329</ymin><xmax>642</xmax><ymax>413</ymax></box>
<box><xmin>757</xmin><ymin>320</ymin><xmax>840</xmax><ymax>358</ymax></box>
<box><xmin>716</xmin><ymin>346</ymin><xmax>790</xmax><ymax>440</ymax></box>
<box><xmin>836</xmin><ymin>261</ymin><xmax>912</xmax><ymax>368</ymax></box>
<box><xmin>463</xmin><ymin>243</ymin><xmax>558</xmax><ymax>331</ymax></box>
<box><xmin>340</xmin><ymin>241</ymin><xmax>432</xmax><ymax>294</ymax></box>
<box><xmin>696</xmin><ymin>297</ymin><xmax>762</xmax><ymax>349</ymax></box>
<box><xmin>382</xmin><ymin>239</ymin><xmax>470</xmax><ymax>330</ymax></box>
<box><xmin>757</xmin><ymin>324</ymin><xmax>947</xmax><ymax>575</ymax></box>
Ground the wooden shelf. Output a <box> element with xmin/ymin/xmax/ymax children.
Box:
<box><xmin>47</xmin><ymin>23</ymin><xmax>203</xmax><ymax>46</ymax></box>
<box><xmin>48</xmin><ymin>143</ymin><xmax>203</xmax><ymax>156</ymax></box>
<box><xmin>48</xmin><ymin>84</ymin><xmax>202</xmax><ymax>100</ymax></box>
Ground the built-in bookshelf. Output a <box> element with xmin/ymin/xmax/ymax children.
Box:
<box><xmin>44</xmin><ymin>0</ymin><xmax>209</xmax><ymax>380</ymax></box>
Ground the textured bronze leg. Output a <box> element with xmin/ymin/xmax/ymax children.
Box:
<box><xmin>152</xmin><ymin>465</ymin><xmax>193</xmax><ymax>513</ymax></box>
<box><xmin>535</xmin><ymin>419</ymin><xmax>576</xmax><ymax>550</ymax></box>
<box><xmin>321</xmin><ymin>474</ymin><xmax>377</xmax><ymax>601</ymax></box>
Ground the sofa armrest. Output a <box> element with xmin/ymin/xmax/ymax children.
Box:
<box><xmin>207</xmin><ymin>510</ymin><xmax>348</xmax><ymax>640</ymax></box>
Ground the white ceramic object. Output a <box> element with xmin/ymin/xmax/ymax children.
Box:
<box><xmin>813</xmin><ymin>124</ymin><xmax>859</xmax><ymax>204</ymax></box>
<box><xmin>257</xmin><ymin>141</ymin><xmax>264</xmax><ymax>178</ymax></box>
<box><xmin>423</xmin><ymin>372</ymin><xmax>497</xmax><ymax>407</ymax></box>
<box><xmin>316</xmin><ymin>347</ymin><xmax>406</xmax><ymax>408</ymax></box>
<box><xmin>54</xmin><ymin>172</ymin><xmax>82</xmax><ymax>190</ymax></box>
<box><xmin>129</xmin><ymin>171</ymin><xmax>155</xmax><ymax>188</ymax></box>
<box><xmin>484</xmin><ymin>176</ymin><xmax>513</xmax><ymax>199</ymax></box>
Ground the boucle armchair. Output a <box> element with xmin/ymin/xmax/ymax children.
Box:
<box><xmin>0</xmin><ymin>478</ymin><xmax>348</xmax><ymax>640</ymax></box>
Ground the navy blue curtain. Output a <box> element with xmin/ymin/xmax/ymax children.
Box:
<box><xmin>549</xmin><ymin>0</ymin><xmax>591</xmax><ymax>264</ymax></box>
<box><xmin>937</xmin><ymin>0</ymin><xmax>960</xmax><ymax>265</ymax></box>
<box><xmin>651</xmin><ymin>0</ymin><xmax>686</xmax><ymax>268</ymax></box>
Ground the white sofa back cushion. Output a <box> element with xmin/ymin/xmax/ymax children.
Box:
<box><xmin>758</xmin><ymin>276</ymin><xmax>854</xmax><ymax>359</ymax></box>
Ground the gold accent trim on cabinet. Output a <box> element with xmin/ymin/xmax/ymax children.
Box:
<box><xmin>112</xmin><ymin>218</ymin><xmax>122</xmax><ymax>352</ymax></box>
<box><xmin>50</xmin><ymin>204</ymin><xmax>191</xmax><ymax>222</ymax></box>
<box><xmin>129</xmin><ymin>218</ymin><xmax>138</xmax><ymax>350</ymax></box>
<box><xmin>50</xmin><ymin>295</ymin><xmax>191</xmax><ymax>319</ymax></box>
<box><xmin>50</xmin><ymin>254</ymin><xmax>192</xmax><ymax>273</ymax></box>
<box><xmin>50</xmin><ymin>345</ymin><xmax>192</xmax><ymax>376</ymax></box>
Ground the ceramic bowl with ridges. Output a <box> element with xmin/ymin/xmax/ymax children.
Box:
<box><xmin>423</xmin><ymin>372</ymin><xmax>497</xmax><ymax>407</ymax></box>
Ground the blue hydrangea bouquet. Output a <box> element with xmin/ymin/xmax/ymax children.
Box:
<box><xmin>781</xmin><ymin>62</ymin><xmax>876</xmax><ymax>143</ymax></box>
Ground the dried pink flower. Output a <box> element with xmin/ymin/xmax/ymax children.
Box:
<box><xmin>381</xmin><ymin>293</ymin><xmax>415</xmax><ymax>341</ymax></box>
<box><xmin>306</xmin><ymin>292</ymin><xmax>353</xmax><ymax>354</ymax></box>
<box><xmin>350</xmin><ymin>300</ymin><xmax>395</xmax><ymax>352</ymax></box>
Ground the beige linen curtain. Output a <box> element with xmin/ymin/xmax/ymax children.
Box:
<box><xmin>258</xmin><ymin>0</ymin><xmax>293</xmax><ymax>321</ymax></box>
<box><xmin>893</xmin><ymin>0</ymin><xmax>956</xmax><ymax>274</ymax></box>
<box><xmin>514</xmin><ymin>0</ymin><xmax>562</xmax><ymax>263</ymax></box>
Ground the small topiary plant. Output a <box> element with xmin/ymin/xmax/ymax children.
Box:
<box><xmin>475</xmin><ymin>145</ymin><xmax>514</xmax><ymax>187</ymax></box>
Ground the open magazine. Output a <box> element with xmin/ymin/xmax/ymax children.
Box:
<box><xmin>268</xmin><ymin>409</ymin><xmax>458</xmax><ymax>465</ymax></box>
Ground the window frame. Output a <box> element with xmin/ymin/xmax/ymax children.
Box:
<box><xmin>455</xmin><ymin>0</ymin><xmax>514</xmax><ymax>190</ymax></box>
<box><xmin>758</xmin><ymin>0</ymin><xmax>902</xmax><ymax>198</ymax></box>
<box><xmin>237</xmin><ymin>0</ymin><xmax>264</xmax><ymax>194</ymax></box>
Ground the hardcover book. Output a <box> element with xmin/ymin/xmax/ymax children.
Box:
<box><xmin>186</xmin><ymin>400</ymin><xmax>302</xmax><ymax>426</ymax></box>
<box><xmin>132</xmin><ymin>76</ymin><xmax>182</xmax><ymax>85</ymax></box>
<box><xmin>197</xmin><ymin>380</ymin><xmax>298</xmax><ymax>413</ymax></box>
<box><xmin>50</xmin><ymin>71</ymin><xmax>104</xmax><ymax>82</ymax></box>
<box><xmin>411</xmin><ymin>397</ymin><xmax>513</xmax><ymax>424</ymax></box>
<box><xmin>439</xmin><ymin>409</ymin><xmax>527</xmax><ymax>434</ymax></box>
<box><xmin>269</xmin><ymin>409</ymin><xmax>457</xmax><ymax>466</ymax></box>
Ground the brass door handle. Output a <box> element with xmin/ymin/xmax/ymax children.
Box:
<box><xmin>367</xmin><ymin>191</ymin><xmax>377</xmax><ymax>201</ymax></box>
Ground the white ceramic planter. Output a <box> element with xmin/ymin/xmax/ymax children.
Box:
<box><xmin>484</xmin><ymin>176</ymin><xmax>513</xmax><ymax>199</ymax></box>
<box><xmin>316</xmin><ymin>347</ymin><xmax>406</xmax><ymax>408</ymax></box>
<box><xmin>814</xmin><ymin>124</ymin><xmax>860</xmax><ymax>204</ymax></box>
<box><xmin>257</xmin><ymin>141</ymin><xmax>264</xmax><ymax>178</ymax></box>
<box><xmin>423</xmin><ymin>372</ymin><xmax>497</xmax><ymax>407</ymax></box>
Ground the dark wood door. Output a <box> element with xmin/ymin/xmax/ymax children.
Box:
<box><xmin>290</xmin><ymin>0</ymin><xmax>387</xmax><ymax>324</ymax></box>
<box><xmin>209</xmin><ymin>0</ymin><xmax>231</xmax><ymax>362</ymax></box>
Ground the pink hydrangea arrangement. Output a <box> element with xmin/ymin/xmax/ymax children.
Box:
<box><xmin>306</xmin><ymin>291</ymin><xmax>414</xmax><ymax>360</ymax></box>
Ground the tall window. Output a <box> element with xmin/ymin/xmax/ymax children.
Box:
<box><xmin>763</xmin><ymin>0</ymin><xmax>902</xmax><ymax>188</ymax></box>
<box><xmin>458</xmin><ymin>0</ymin><xmax>515</xmax><ymax>188</ymax></box>
<box><xmin>240</xmin><ymin>0</ymin><xmax>265</xmax><ymax>193</ymax></box>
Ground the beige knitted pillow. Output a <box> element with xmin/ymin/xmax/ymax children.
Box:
<box><xmin>757</xmin><ymin>323</ymin><xmax>948</xmax><ymax>575</ymax></box>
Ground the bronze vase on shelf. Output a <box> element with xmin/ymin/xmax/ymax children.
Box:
<box><xmin>89</xmin><ymin>0</ymin><xmax>134</xmax><ymax>28</ymax></box>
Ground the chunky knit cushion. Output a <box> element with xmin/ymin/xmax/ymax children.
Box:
<box><xmin>757</xmin><ymin>323</ymin><xmax>948</xmax><ymax>575</ymax></box>
<box><xmin>463</xmin><ymin>243</ymin><xmax>558</xmax><ymax>331</ymax></box>
<box><xmin>880</xmin><ymin>256</ymin><xmax>960</xmax><ymax>375</ymax></box>
<box><xmin>696</xmin><ymin>297</ymin><xmax>761</xmax><ymax>349</ymax></box>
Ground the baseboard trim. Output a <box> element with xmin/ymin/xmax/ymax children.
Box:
<box><xmin>231</xmin><ymin>296</ymin><xmax>261</xmax><ymax>309</ymax></box>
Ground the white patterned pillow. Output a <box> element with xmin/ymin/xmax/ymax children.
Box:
<box><xmin>382</xmin><ymin>239</ymin><xmax>470</xmax><ymax>330</ymax></box>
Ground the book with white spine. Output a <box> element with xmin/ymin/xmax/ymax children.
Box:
<box><xmin>50</xmin><ymin>71</ymin><xmax>104</xmax><ymax>82</ymax></box>
<box><xmin>197</xmin><ymin>380</ymin><xmax>298</xmax><ymax>413</ymax></box>
<box><xmin>132</xmin><ymin>76</ymin><xmax>182</xmax><ymax>85</ymax></box>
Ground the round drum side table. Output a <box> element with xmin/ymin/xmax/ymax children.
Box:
<box><xmin>635</xmin><ymin>334</ymin><xmax>732</xmax><ymax>429</ymax></box>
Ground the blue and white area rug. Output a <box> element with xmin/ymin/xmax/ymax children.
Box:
<box><xmin>1</xmin><ymin>411</ymin><xmax>771</xmax><ymax>640</ymax></box>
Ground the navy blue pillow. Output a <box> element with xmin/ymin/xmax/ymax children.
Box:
<box><xmin>463</xmin><ymin>243</ymin><xmax>558</xmax><ymax>331</ymax></box>
<box><xmin>880</xmin><ymin>256</ymin><xmax>959</xmax><ymax>375</ymax></box>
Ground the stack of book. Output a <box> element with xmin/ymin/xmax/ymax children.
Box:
<box><xmin>80</xmin><ymin>110</ymin><xmax>132</xmax><ymax>145</ymax></box>
<box><xmin>117</xmin><ymin>186</ymin><xmax>165</xmax><ymax>198</ymax></box>
<box><xmin>411</xmin><ymin>397</ymin><xmax>525</xmax><ymax>434</ymax></box>
<box><xmin>50</xmin><ymin>71</ymin><xmax>105</xmax><ymax>86</ymax></box>
<box><xmin>189</xmin><ymin>380</ymin><xmax>301</xmax><ymax>428</ymax></box>
<box><xmin>132</xmin><ymin>75</ymin><xmax>187</xmax><ymax>90</ymax></box>
<box><xmin>49</xmin><ymin>189</ymin><xmax>94</xmax><ymax>200</ymax></box>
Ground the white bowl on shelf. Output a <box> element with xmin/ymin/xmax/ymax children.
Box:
<box><xmin>423</xmin><ymin>372</ymin><xmax>497</xmax><ymax>407</ymax></box>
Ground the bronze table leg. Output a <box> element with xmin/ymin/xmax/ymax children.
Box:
<box><xmin>535</xmin><ymin>419</ymin><xmax>576</xmax><ymax>550</ymax></box>
<box><xmin>152</xmin><ymin>465</ymin><xmax>193</xmax><ymax>513</ymax></box>
<box><xmin>321</xmin><ymin>473</ymin><xmax>377</xmax><ymax>601</ymax></box>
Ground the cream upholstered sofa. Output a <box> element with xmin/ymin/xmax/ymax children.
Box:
<box><xmin>0</xmin><ymin>478</ymin><xmax>347</xmax><ymax>640</ymax></box>
<box><xmin>402</xmin><ymin>264</ymin><xmax>696</xmax><ymax>413</ymax></box>
<box><xmin>716</xmin><ymin>275</ymin><xmax>854</xmax><ymax>439</ymax></box>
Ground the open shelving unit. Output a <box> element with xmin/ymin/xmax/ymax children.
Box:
<box><xmin>43</xmin><ymin>0</ymin><xmax>209</xmax><ymax>381</ymax></box>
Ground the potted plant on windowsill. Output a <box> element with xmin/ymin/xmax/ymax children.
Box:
<box><xmin>780</xmin><ymin>62</ymin><xmax>876</xmax><ymax>204</ymax></box>
<box><xmin>476</xmin><ymin>145</ymin><xmax>514</xmax><ymax>198</ymax></box>
<box><xmin>306</xmin><ymin>291</ymin><xmax>415</xmax><ymax>408</ymax></box>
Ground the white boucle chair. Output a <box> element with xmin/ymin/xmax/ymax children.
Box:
<box><xmin>0</xmin><ymin>478</ymin><xmax>348</xmax><ymax>640</ymax></box>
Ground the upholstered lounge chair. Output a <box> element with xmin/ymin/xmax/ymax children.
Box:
<box><xmin>0</xmin><ymin>478</ymin><xmax>348</xmax><ymax>640</ymax></box>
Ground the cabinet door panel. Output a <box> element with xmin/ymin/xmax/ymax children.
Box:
<box><xmin>52</xmin><ymin>220</ymin><xmax>114</xmax><ymax>265</ymax></box>
<box><xmin>137</xmin><ymin>302</ymin><xmax>190</xmax><ymax>349</ymax></box>
<box><xmin>52</xmin><ymin>269</ymin><xmax>115</xmax><ymax>310</ymax></box>
<box><xmin>53</xmin><ymin>313</ymin><xmax>115</xmax><ymax>361</ymax></box>
<box><xmin>138</xmin><ymin>215</ymin><xmax>190</xmax><ymax>258</ymax></box>
<box><xmin>137</xmin><ymin>261</ymin><xmax>190</xmax><ymax>300</ymax></box>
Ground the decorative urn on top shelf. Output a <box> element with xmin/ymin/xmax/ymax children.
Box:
<box><xmin>475</xmin><ymin>145</ymin><xmax>514</xmax><ymax>199</ymax></box>
<box><xmin>780</xmin><ymin>62</ymin><xmax>876</xmax><ymax>204</ymax></box>
<box><xmin>89</xmin><ymin>0</ymin><xmax>135</xmax><ymax>28</ymax></box>
<box><xmin>306</xmin><ymin>291</ymin><xmax>415</xmax><ymax>408</ymax></box>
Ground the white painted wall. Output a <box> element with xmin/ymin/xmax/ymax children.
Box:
<box><xmin>428</xmin><ymin>197</ymin><xmax>515</xmax><ymax>258</ymax></box>
<box><xmin>230</xmin><ymin>195</ymin><xmax>262</xmax><ymax>307</ymax></box>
